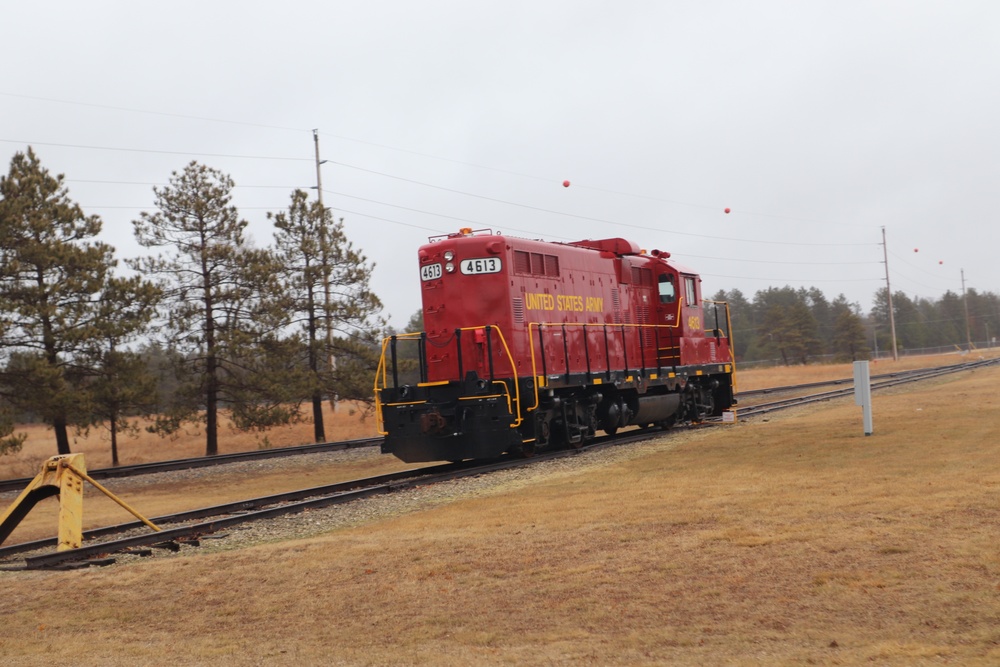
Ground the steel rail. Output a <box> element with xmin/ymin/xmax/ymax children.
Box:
<box><xmin>0</xmin><ymin>436</ymin><xmax>383</xmax><ymax>495</ymax></box>
<box><xmin>4</xmin><ymin>360</ymin><xmax>989</xmax><ymax>495</ymax></box>
<box><xmin>0</xmin><ymin>462</ymin><xmax>450</xmax><ymax>561</ymax></box>
<box><xmin>5</xmin><ymin>359</ymin><xmax>995</xmax><ymax>568</ymax></box>
<box><xmin>9</xmin><ymin>440</ymin><xmax>644</xmax><ymax>570</ymax></box>
<box><xmin>736</xmin><ymin>360</ymin><xmax>990</xmax><ymax>398</ymax></box>
<box><xmin>734</xmin><ymin>357</ymin><xmax>999</xmax><ymax>417</ymax></box>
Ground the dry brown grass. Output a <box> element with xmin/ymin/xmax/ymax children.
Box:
<box><xmin>2</xmin><ymin>360</ymin><xmax>1000</xmax><ymax>665</ymax></box>
<box><xmin>735</xmin><ymin>348</ymin><xmax>1000</xmax><ymax>392</ymax></box>
<box><xmin>0</xmin><ymin>450</ymin><xmax>422</xmax><ymax>546</ymax></box>
<box><xmin>0</xmin><ymin>401</ymin><xmax>381</xmax><ymax>480</ymax></box>
<box><xmin>4</xmin><ymin>350</ymin><xmax>991</xmax><ymax>481</ymax></box>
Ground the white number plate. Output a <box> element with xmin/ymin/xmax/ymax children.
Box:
<box><xmin>420</xmin><ymin>263</ymin><xmax>442</xmax><ymax>281</ymax></box>
<box><xmin>460</xmin><ymin>257</ymin><xmax>502</xmax><ymax>275</ymax></box>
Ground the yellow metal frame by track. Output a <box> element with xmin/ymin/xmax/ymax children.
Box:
<box><xmin>0</xmin><ymin>454</ymin><xmax>161</xmax><ymax>552</ymax></box>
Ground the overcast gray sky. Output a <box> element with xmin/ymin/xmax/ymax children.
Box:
<box><xmin>3</xmin><ymin>1</ymin><xmax>997</xmax><ymax>327</ymax></box>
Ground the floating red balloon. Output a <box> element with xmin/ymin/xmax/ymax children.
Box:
<box><xmin>913</xmin><ymin>248</ymin><xmax>919</xmax><ymax>252</ymax></box>
<box><xmin>724</xmin><ymin>207</ymin><xmax>731</xmax><ymax>214</ymax></box>
<box><xmin>562</xmin><ymin>180</ymin><xmax>570</xmax><ymax>188</ymax></box>
<box><xmin>939</xmin><ymin>260</ymin><xmax>944</xmax><ymax>265</ymax></box>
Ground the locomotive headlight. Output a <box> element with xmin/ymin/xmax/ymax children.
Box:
<box><xmin>445</xmin><ymin>262</ymin><xmax>455</xmax><ymax>273</ymax></box>
<box><xmin>443</xmin><ymin>250</ymin><xmax>454</xmax><ymax>261</ymax></box>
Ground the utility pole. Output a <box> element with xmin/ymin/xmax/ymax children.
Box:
<box><xmin>881</xmin><ymin>227</ymin><xmax>899</xmax><ymax>361</ymax></box>
<box><xmin>313</xmin><ymin>129</ymin><xmax>336</xmax><ymax>412</ymax></box>
<box><xmin>961</xmin><ymin>268</ymin><xmax>973</xmax><ymax>351</ymax></box>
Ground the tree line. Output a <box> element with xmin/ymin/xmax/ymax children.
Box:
<box><xmin>4</xmin><ymin>147</ymin><xmax>998</xmax><ymax>460</ymax></box>
<box><xmin>713</xmin><ymin>284</ymin><xmax>1000</xmax><ymax>366</ymax></box>
<box><xmin>1</xmin><ymin>148</ymin><xmax>383</xmax><ymax>460</ymax></box>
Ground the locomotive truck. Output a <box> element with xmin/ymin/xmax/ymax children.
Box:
<box><xmin>375</xmin><ymin>228</ymin><xmax>736</xmax><ymax>463</ymax></box>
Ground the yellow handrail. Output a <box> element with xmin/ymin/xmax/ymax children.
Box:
<box><xmin>374</xmin><ymin>300</ymin><xmax>735</xmax><ymax>435</ymax></box>
<box><xmin>703</xmin><ymin>299</ymin><xmax>737</xmax><ymax>393</ymax></box>
<box><xmin>524</xmin><ymin>310</ymin><xmax>688</xmax><ymax>414</ymax></box>
<box><xmin>374</xmin><ymin>325</ymin><xmax>524</xmax><ymax>432</ymax></box>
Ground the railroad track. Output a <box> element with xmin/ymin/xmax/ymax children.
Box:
<box><xmin>3</xmin><ymin>359</ymin><xmax>991</xmax><ymax>496</ymax></box>
<box><xmin>736</xmin><ymin>359</ymin><xmax>993</xmax><ymax>399</ymax></box>
<box><xmin>732</xmin><ymin>357</ymin><xmax>1000</xmax><ymax>418</ymax></box>
<box><xmin>0</xmin><ymin>430</ymin><xmax>655</xmax><ymax>570</ymax></box>
<box><xmin>3</xmin><ymin>358</ymin><xmax>995</xmax><ymax>570</ymax></box>
<box><xmin>0</xmin><ymin>436</ymin><xmax>383</xmax><ymax>495</ymax></box>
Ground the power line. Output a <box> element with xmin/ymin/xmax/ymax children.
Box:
<box><xmin>704</xmin><ymin>273</ymin><xmax>883</xmax><ymax>284</ymax></box>
<box><xmin>67</xmin><ymin>178</ymin><xmax>302</xmax><ymax>190</ymax></box>
<box><xmin>2</xmin><ymin>135</ymin><xmax>875</xmax><ymax>247</ymax></box>
<box><xmin>327</xmin><ymin>162</ymin><xmax>878</xmax><ymax>248</ymax></box>
<box><xmin>683</xmin><ymin>252</ymin><xmax>878</xmax><ymax>266</ymax></box>
<box><xmin>0</xmin><ymin>92</ymin><xmax>308</xmax><ymax>133</ymax></box>
<box><xmin>0</xmin><ymin>94</ymin><xmax>904</xmax><ymax>232</ymax></box>
<box><xmin>0</xmin><ymin>138</ymin><xmax>310</xmax><ymax>162</ymax></box>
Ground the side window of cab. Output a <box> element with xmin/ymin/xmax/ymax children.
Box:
<box><xmin>658</xmin><ymin>273</ymin><xmax>675</xmax><ymax>303</ymax></box>
<box><xmin>684</xmin><ymin>276</ymin><xmax>698</xmax><ymax>306</ymax></box>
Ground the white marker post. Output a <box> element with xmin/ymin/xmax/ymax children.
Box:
<box><xmin>853</xmin><ymin>360</ymin><xmax>873</xmax><ymax>436</ymax></box>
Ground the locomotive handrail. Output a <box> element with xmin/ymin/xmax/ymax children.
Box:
<box><xmin>464</xmin><ymin>325</ymin><xmax>523</xmax><ymax>429</ymax></box>
<box><xmin>373</xmin><ymin>325</ymin><xmax>525</xmax><ymax>434</ymax></box>
<box><xmin>374</xmin><ymin>333</ymin><xmax>431</xmax><ymax>435</ymax></box>
<box><xmin>525</xmin><ymin>318</ymin><xmax>686</xmax><ymax>414</ymax></box>
<box><xmin>373</xmin><ymin>335</ymin><xmax>403</xmax><ymax>435</ymax></box>
<box><xmin>703</xmin><ymin>299</ymin><xmax>737</xmax><ymax>392</ymax></box>
<box><xmin>375</xmin><ymin>300</ymin><xmax>734</xmax><ymax>437</ymax></box>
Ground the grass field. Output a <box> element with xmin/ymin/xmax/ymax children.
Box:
<box><xmin>2</xmin><ymin>350</ymin><xmax>989</xmax><ymax>480</ymax></box>
<box><xmin>0</xmin><ymin>400</ymin><xmax>380</xmax><ymax>480</ymax></box>
<box><xmin>2</xmin><ymin>351</ymin><xmax>999</xmax><ymax>665</ymax></box>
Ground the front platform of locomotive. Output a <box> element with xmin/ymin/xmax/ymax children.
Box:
<box><xmin>375</xmin><ymin>229</ymin><xmax>527</xmax><ymax>463</ymax></box>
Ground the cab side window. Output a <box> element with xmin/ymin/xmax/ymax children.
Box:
<box><xmin>684</xmin><ymin>276</ymin><xmax>697</xmax><ymax>306</ymax></box>
<box><xmin>658</xmin><ymin>274</ymin><xmax>675</xmax><ymax>303</ymax></box>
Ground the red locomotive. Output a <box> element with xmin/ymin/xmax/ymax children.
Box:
<box><xmin>375</xmin><ymin>228</ymin><xmax>736</xmax><ymax>462</ymax></box>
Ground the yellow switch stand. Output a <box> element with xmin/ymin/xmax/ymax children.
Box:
<box><xmin>0</xmin><ymin>454</ymin><xmax>161</xmax><ymax>551</ymax></box>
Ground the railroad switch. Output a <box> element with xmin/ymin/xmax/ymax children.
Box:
<box><xmin>0</xmin><ymin>454</ymin><xmax>161</xmax><ymax>551</ymax></box>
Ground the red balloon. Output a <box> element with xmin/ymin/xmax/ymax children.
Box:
<box><xmin>914</xmin><ymin>248</ymin><xmax>919</xmax><ymax>252</ymax></box>
<box><xmin>939</xmin><ymin>260</ymin><xmax>944</xmax><ymax>265</ymax></box>
<box><xmin>562</xmin><ymin>180</ymin><xmax>570</xmax><ymax>188</ymax></box>
<box><xmin>724</xmin><ymin>207</ymin><xmax>731</xmax><ymax>214</ymax></box>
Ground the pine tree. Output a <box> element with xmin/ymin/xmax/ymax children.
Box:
<box><xmin>132</xmin><ymin>162</ymin><xmax>297</xmax><ymax>456</ymax></box>
<box><xmin>0</xmin><ymin>147</ymin><xmax>133</xmax><ymax>455</ymax></box>
<box><xmin>84</xmin><ymin>275</ymin><xmax>161</xmax><ymax>465</ymax></box>
<box><xmin>753</xmin><ymin>287</ymin><xmax>820</xmax><ymax>364</ymax></box>
<box><xmin>270</xmin><ymin>189</ymin><xmax>383</xmax><ymax>442</ymax></box>
<box><xmin>830</xmin><ymin>295</ymin><xmax>869</xmax><ymax>361</ymax></box>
